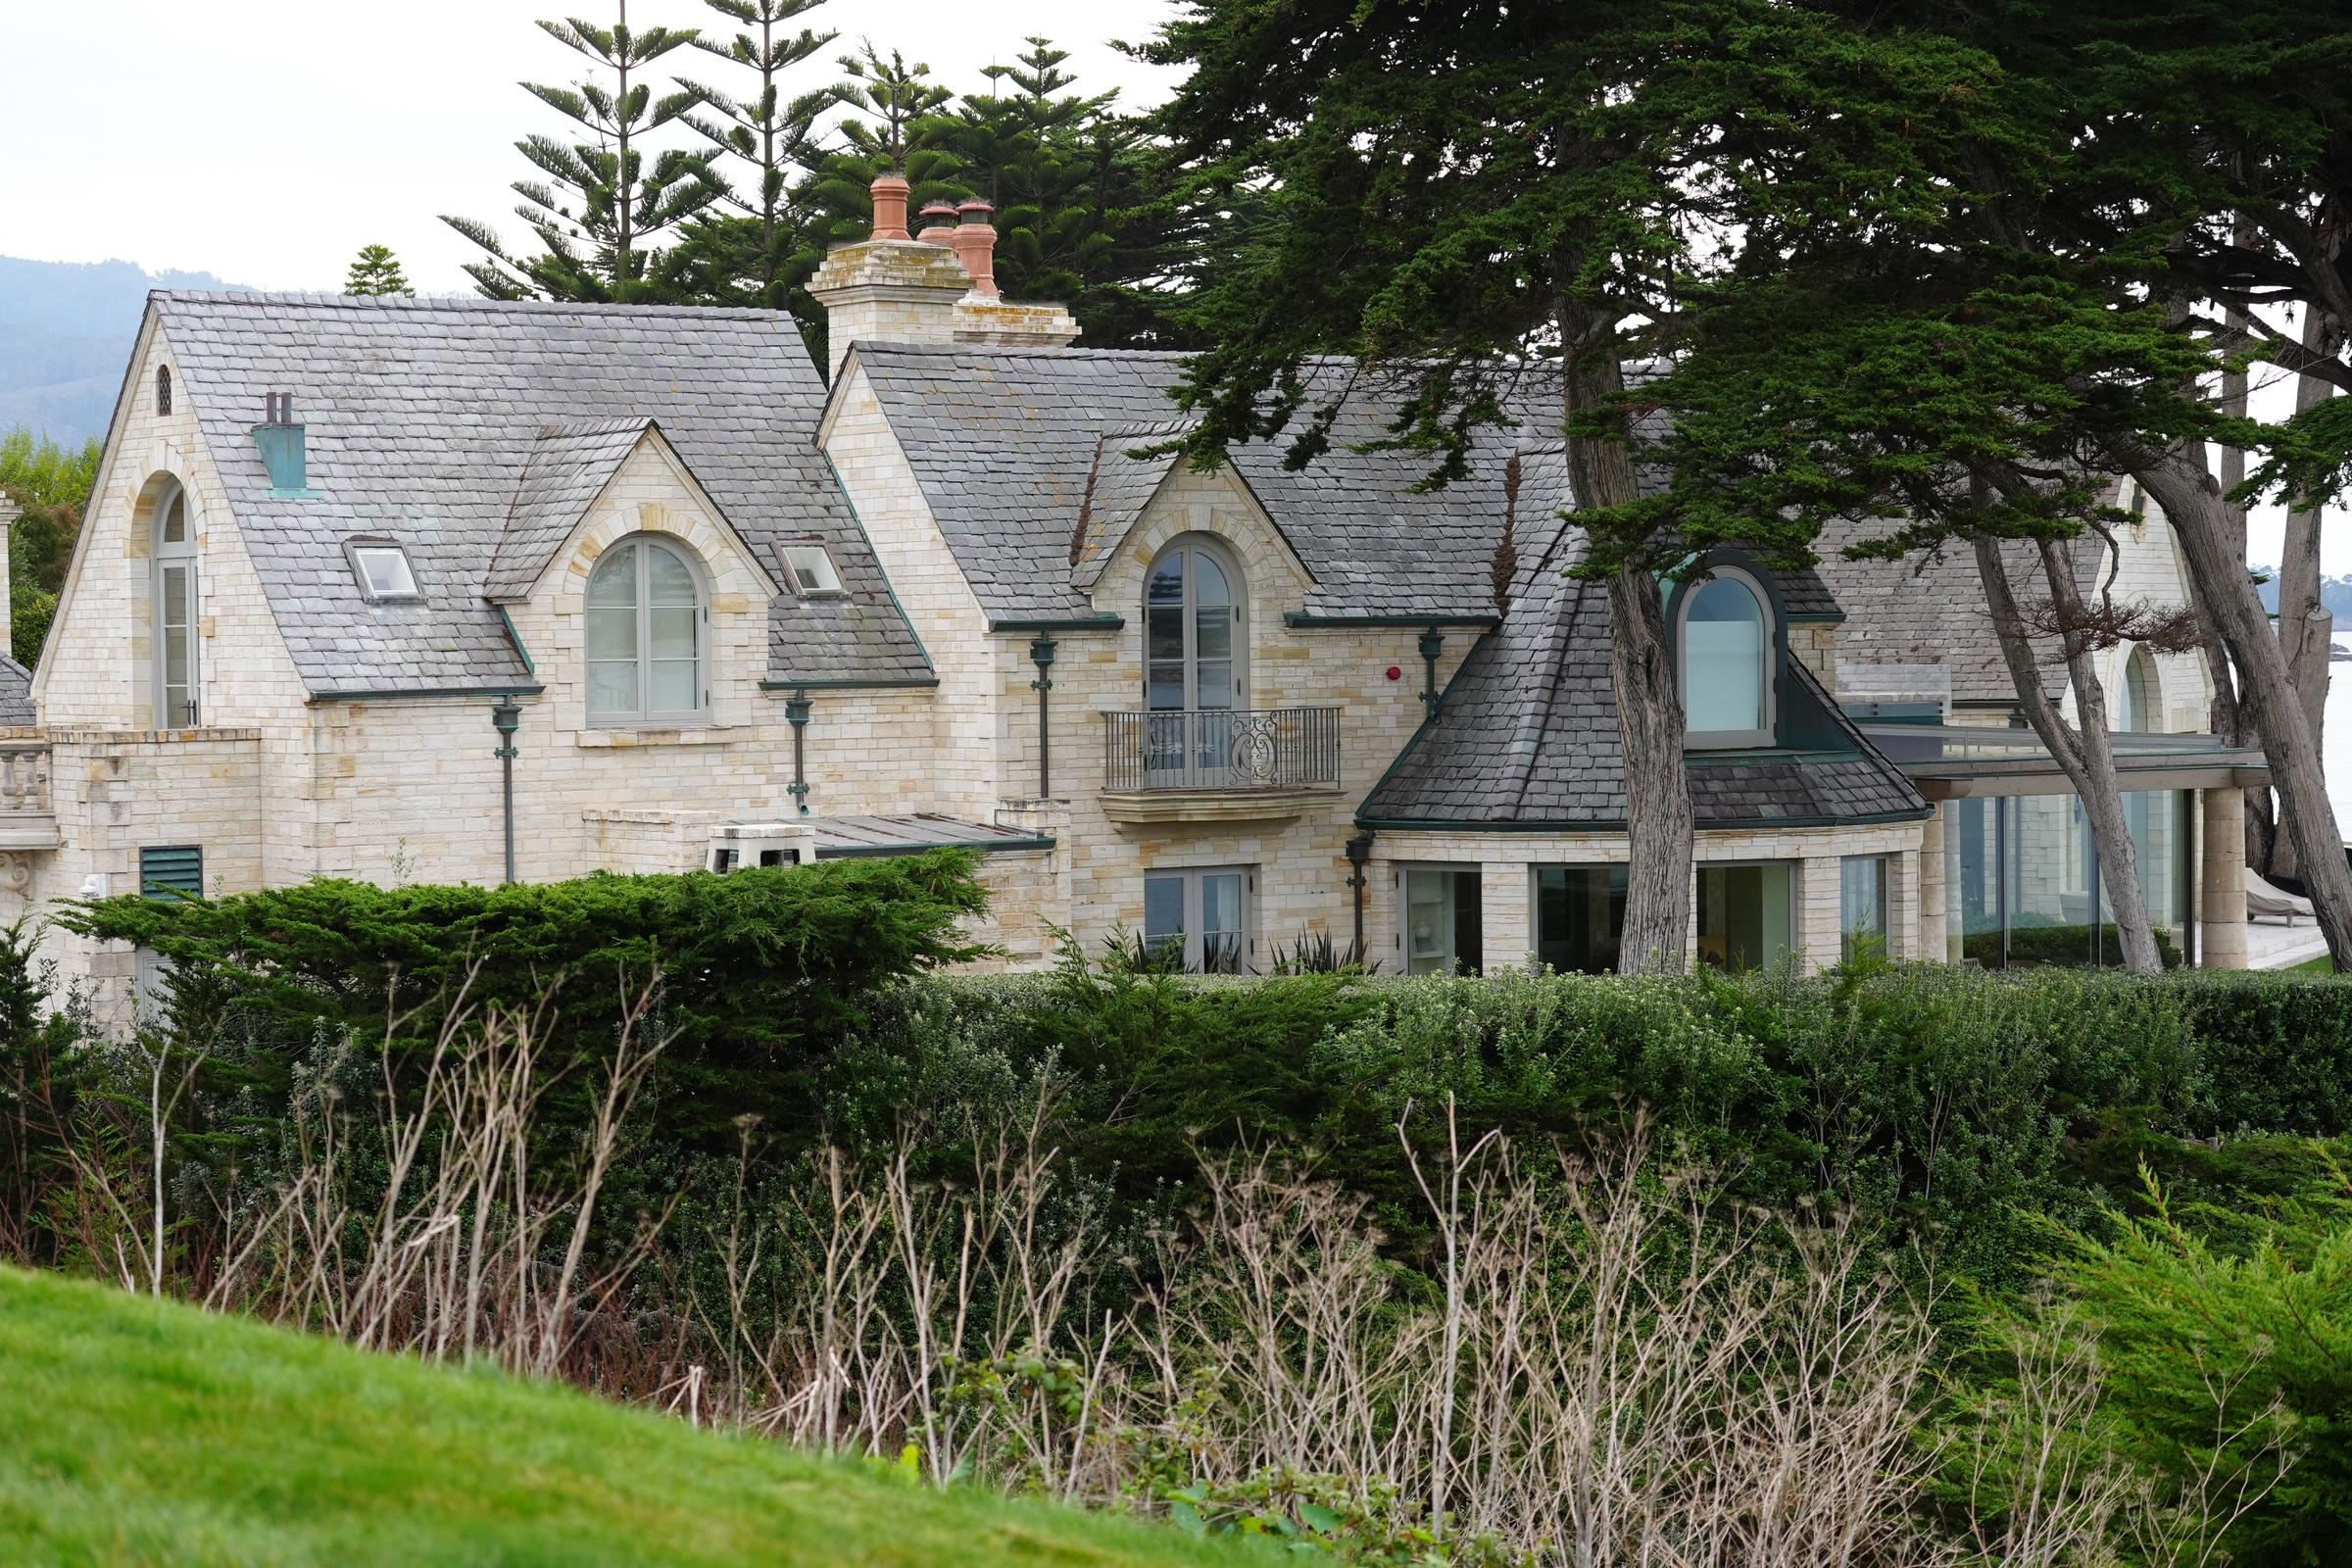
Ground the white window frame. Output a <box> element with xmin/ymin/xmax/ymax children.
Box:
<box><xmin>780</xmin><ymin>544</ymin><xmax>845</xmax><ymax>598</ymax></box>
<box><xmin>584</xmin><ymin>533</ymin><xmax>711</xmax><ymax>727</ymax></box>
<box><xmin>152</xmin><ymin>482</ymin><xmax>200</xmax><ymax>728</ymax></box>
<box><xmin>1143</xmin><ymin>864</ymin><xmax>1253</xmax><ymax>973</ymax></box>
<box><xmin>1676</xmin><ymin>564</ymin><xmax>1776</xmax><ymax>751</ymax></box>
<box><xmin>344</xmin><ymin>537</ymin><xmax>422</xmax><ymax>602</ymax></box>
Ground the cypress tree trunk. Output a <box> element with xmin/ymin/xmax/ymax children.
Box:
<box><xmin>2134</xmin><ymin>449</ymin><xmax>2352</xmax><ymax>967</ymax></box>
<box><xmin>1561</xmin><ymin>310</ymin><xmax>1691</xmax><ymax>973</ymax></box>
<box><xmin>2211</xmin><ymin>288</ymin><xmax>2278</xmax><ymax>874</ymax></box>
<box><xmin>2273</xmin><ymin>306</ymin><xmax>2343</xmax><ymax>879</ymax></box>
<box><xmin>1976</xmin><ymin>536</ymin><xmax>2163</xmax><ymax>972</ymax></box>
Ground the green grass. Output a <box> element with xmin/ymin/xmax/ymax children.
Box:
<box><xmin>0</xmin><ymin>1266</ymin><xmax>1259</xmax><ymax>1568</ymax></box>
<box><xmin>2288</xmin><ymin>953</ymin><xmax>2337</xmax><ymax>975</ymax></box>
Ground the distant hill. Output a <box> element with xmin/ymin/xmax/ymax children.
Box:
<box><xmin>0</xmin><ymin>257</ymin><xmax>251</xmax><ymax>444</ymax></box>
<box><xmin>2251</xmin><ymin>564</ymin><xmax>2352</xmax><ymax>631</ymax></box>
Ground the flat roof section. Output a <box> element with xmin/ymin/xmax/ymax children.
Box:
<box><xmin>1860</xmin><ymin>723</ymin><xmax>2270</xmax><ymax>800</ymax></box>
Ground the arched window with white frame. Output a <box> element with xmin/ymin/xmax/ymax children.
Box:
<box><xmin>584</xmin><ymin>534</ymin><xmax>708</xmax><ymax>724</ymax></box>
<box><xmin>152</xmin><ymin>481</ymin><xmax>199</xmax><ymax>726</ymax></box>
<box><xmin>1677</xmin><ymin>564</ymin><xmax>1776</xmax><ymax>749</ymax></box>
<box><xmin>2117</xmin><ymin>644</ymin><xmax>2160</xmax><ymax>733</ymax></box>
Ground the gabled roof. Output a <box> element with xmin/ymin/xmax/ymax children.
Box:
<box><xmin>1069</xmin><ymin>422</ymin><xmax>1190</xmax><ymax>588</ymax></box>
<box><xmin>1359</xmin><ymin>484</ymin><xmax>1924</xmax><ymax>830</ymax></box>
<box><xmin>0</xmin><ymin>655</ymin><xmax>33</xmax><ymax>727</ymax></box>
<box><xmin>483</xmin><ymin>418</ymin><xmax>653</xmax><ymax>600</ymax></box>
<box><xmin>850</xmin><ymin>345</ymin><xmax>1542</xmax><ymax>624</ymax></box>
<box><xmin>148</xmin><ymin>292</ymin><xmax>930</xmax><ymax>698</ymax></box>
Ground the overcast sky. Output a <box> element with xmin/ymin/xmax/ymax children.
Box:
<box><xmin>0</xmin><ymin>0</ymin><xmax>1181</xmax><ymax>294</ymax></box>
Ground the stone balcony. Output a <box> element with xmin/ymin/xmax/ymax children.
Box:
<box><xmin>0</xmin><ymin>741</ymin><xmax>59</xmax><ymax>852</ymax></box>
<box><xmin>1099</xmin><ymin>707</ymin><xmax>1342</xmax><ymax>825</ymax></box>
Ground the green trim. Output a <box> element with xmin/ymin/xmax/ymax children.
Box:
<box><xmin>313</xmin><ymin>685</ymin><xmax>545</xmax><ymax>704</ymax></box>
<box><xmin>988</xmin><ymin>614</ymin><xmax>1125</xmax><ymax>632</ymax></box>
<box><xmin>817</xmin><ymin>452</ymin><xmax>936</xmax><ymax>675</ymax></box>
<box><xmin>1685</xmin><ymin>745</ymin><xmax>1867</xmax><ymax>766</ymax></box>
<box><xmin>1283</xmin><ymin>612</ymin><xmax>1501</xmax><ymax>629</ymax></box>
<box><xmin>1353</xmin><ymin>806</ymin><xmax>1936</xmax><ymax>834</ymax></box>
<box><xmin>1785</xmin><ymin>612</ymin><xmax>1844</xmax><ymax>625</ymax></box>
<box><xmin>494</xmin><ymin>605</ymin><xmax>537</xmax><ymax>678</ymax></box>
<box><xmin>760</xmin><ymin>676</ymin><xmax>941</xmax><ymax>691</ymax></box>
<box><xmin>818</xmin><ymin>833</ymin><xmax>1057</xmax><ymax>858</ymax></box>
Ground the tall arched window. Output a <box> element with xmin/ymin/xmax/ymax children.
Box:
<box><xmin>585</xmin><ymin>535</ymin><xmax>707</xmax><ymax>723</ymax></box>
<box><xmin>155</xmin><ymin>365</ymin><xmax>172</xmax><ymax>416</ymax></box>
<box><xmin>152</xmin><ymin>483</ymin><xmax>199</xmax><ymax>726</ymax></box>
<box><xmin>2117</xmin><ymin>644</ymin><xmax>2160</xmax><ymax>732</ymax></box>
<box><xmin>1678</xmin><ymin>566</ymin><xmax>1774</xmax><ymax>748</ymax></box>
<box><xmin>1144</xmin><ymin>537</ymin><xmax>1243</xmax><ymax>713</ymax></box>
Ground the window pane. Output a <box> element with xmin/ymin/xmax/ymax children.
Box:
<box><xmin>355</xmin><ymin>546</ymin><xmax>416</xmax><ymax>597</ymax></box>
<box><xmin>588</xmin><ymin>544</ymin><xmax>637</xmax><ymax>608</ymax></box>
<box><xmin>648</xmin><ymin>545</ymin><xmax>697</xmax><ymax>606</ymax></box>
<box><xmin>1144</xmin><ymin>874</ymin><xmax>1185</xmax><ymax>955</ymax></box>
<box><xmin>1685</xmin><ymin>576</ymin><xmax>1766</xmax><ymax>734</ymax></box>
<box><xmin>1148</xmin><ymin>557</ymin><xmax>1183</xmax><ymax>604</ymax></box>
<box><xmin>1697</xmin><ymin>862</ymin><xmax>1794</xmax><ymax>972</ymax></box>
<box><xmin>162</xmin><ymin>493</ymin><xmax>186</xmax><ymax>544</ymax></box>
<box><xmin>1404</xmin><ymin>868</ymin><xmax>1454</xmax><ymax>974</ymax></box>
<box><xmin>1147</xmin><ymin>662</ymin><xmax>1186</xmax><ymax>713</ymax></box>
<box><xmin>587</xmin><ymin>661</ymin><xmax>638</xmax><ymax>717</ymax></box>
<box><xmin>649</xmin><ymin>606</ymin><xmax>697</xmax><ymax>661</ymax></box>
<box><xmin>648</xmin><ymin>659</ymin><xmax>699</xmax><ymax>714</ymax></box>
<box><xmin>1839</xmin><ymin>856</ymin><xmax>1887</xmax><ymax>962</ymax></box>
<box><xmin>586</xmin><ymin>606</ymin><xmax>637</xmax><ymax>661</ymax></box>
<box><xmin>1535</xmin><ymin>865</ymin><xmax>1627</xmax><ymax>974</ymax></box>
<box><xmin>1201</xmin><ymin>872</ymin><xmax>1245</xmax><ymax>974</ymax></box>
<box><xmin>1148</xmin><ymin>605</ymin><xmax>1184</xmax><ymax>666</ymax></box>
<box><xmin>1195</xmin><ymin>659</ymin><xmax>1234</xmax><ymax>711</ymax></box>
<box><xmin>1193</xmin><ymin>551</ymin><xmax>1230</xmax><ymax>608</ymax></box>
<box><xmin>162</xmin><ymin>567</ymin><xmax>188</xmax><ymax>625</ymax></box>
<box><xmin>164</xmin><ymin>629</ymin><xmax>189</xmax><ymax>688</ymax></box>
<box><xmin>1196</xmin><ymin>600</ymin><xmax>1232</xmax><ymax>662</ymax></box>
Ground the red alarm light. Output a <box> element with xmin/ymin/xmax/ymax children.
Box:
<box><xmin>1386</xmin><ymin>665</ymin><xmax>1402</xmax><ymax>680</ymax></box>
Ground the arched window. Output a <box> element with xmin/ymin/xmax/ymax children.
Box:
<box><xmin>1144</xmin><ymin>536</ymin><xmax>1243</xmax><ymax>713</ymax></box>
<box><xmin>152</xmin><ymin>483</ymin><xmax>198</xmax><ymax>726</ymax></box>
<box><xmin>2117</xmin><ymin>644</ymin><xmax>2160</xmax><ymax>732</ymax></box>
<box><xmin>584</xmin><ymin>535</ymin><xmax>707</xmax><ymax>723</ymax></box>
<box><xmin>1678</xmin><ymin>566</ymin><xmax>1775</xmax><ymax>748</ymax></box>
<box><xmin>155</xmin><ymin>366</ymin><xmax>172</xmax><ymax>416</ymax></box>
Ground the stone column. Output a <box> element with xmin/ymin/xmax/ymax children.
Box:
<box><xmin>2199</xmin><ymin>786</ymin><xmax>2249</xmax><ymax>969</ymax></box>
<box><xmin>1918</xmin><ymin>806</ymin><xmax>1947</xmax><ymax>962</ymax></box>
<box><xmin>1480</xmin><ymin>859</ymin><xmax>1531</xmax><ymax>973</ymax></box>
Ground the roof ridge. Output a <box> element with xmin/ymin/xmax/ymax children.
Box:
<box><xmin>151</xmin><ymin>290</ymin><xmax>799</xmax><ymax>322</ymax></box>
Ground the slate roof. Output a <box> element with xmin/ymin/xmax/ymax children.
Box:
<box><xmin>1358</xmin><ymin>482</ymin><xmax>1925</xmax><ymax>830</ymax></box>
<box><xmin>151</xmin><ymin>292</ymin><xmax>930</xmax><ymax>697</ymax></box>
<box><xmin>1069</xmin><ymin>421</ymin><xmax>1192</xmax><ymax>587</ymax></box>
<box><xmin>0</xmin><ymin>656</ymin><xmax>33</xmax><ymax>727</ymax></box>
<box><xmin>482</xmin><ymin>418</ymin><xmax>653</xmax><ymax>600</ymax></box>
<box><xmin>1812</xmin><ymin>521</ymin><xmax>2117</xmax><ymax>708</ymax></box>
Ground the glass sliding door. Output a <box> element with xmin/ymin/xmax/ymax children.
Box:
<box><xmin>1534</xmin><ymin>865</ymin><xmax>1627</xmax><ymax>973</ymax></box>
<box><xmin>1402</xmin><ymin>866</ymin><xmax>1484</xmax><ymax>975</ymax></box>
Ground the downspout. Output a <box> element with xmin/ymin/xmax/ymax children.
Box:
<box><xmin>1345</xmin><ymin>830</ymin><xmax>1375</xmax><ymax>963</ymax></box>
<box><xmin>490</xmin><ymin>698</ymin><xmax>520</xmax><ymax>885</ymax></box>
<box><xmin>1028</xmin><ymin>634</ymin><xmax>1057</xmax><ymax>798</ymax></box>
<box><xmin>786</xmin><ymin>688</ymin><xmax>812</xmax><ymax>814</ymax></box>
<box><xmin>1418</xmin><ymin>628</ymin><xmax>1446</xmax><ymax>723</ymax></box>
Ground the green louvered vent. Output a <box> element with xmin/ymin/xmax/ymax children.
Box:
<box><xmin>139</xmin><ymin>845</ymin><xmax>204</xmax><ymax>902</ymax></box>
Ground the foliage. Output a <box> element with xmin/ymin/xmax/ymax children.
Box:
<box><xmin>1960</xmin><ymin>921</ymin><xmax>2186</xmax><ymax>970</ymax></box>
<box><xmin>342</xmin><ymin>245</ymin><xmax>415</xmax><ymax>298</ymax></box>
<box><xmin>0</xmin><ymin>1265</ymin><xmax>1260</xmax><ymax>1568</ymax></box>
<box><xmin>0</xmin><ymin>426</ymin><xmax>100</xmax><ymax>664</ymax></box>
<box><xmin>445</xmin><ymin>9</ymin><xmax>724</xmax><ymax>301</ymax></box>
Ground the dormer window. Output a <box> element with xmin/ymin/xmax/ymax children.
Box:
<box><xmin>780</xmin><ymin>545</ymin><xmax>844</xmax><ymax>598</ymax></box>
<box><xmin>1678</xmin><ymin>564</ymin><xmax>1775</xmax><ymax>749</ymax></box>
<box><xmin>345</xmin><ymin>538</ymin><xmax>421</xmax><ymax>602</ymax></box>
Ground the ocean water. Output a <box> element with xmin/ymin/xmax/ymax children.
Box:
<box><xmin>2329</xmin><ymin>676</ymin><xmax>2352</xmax><ymax>839</ymax></box>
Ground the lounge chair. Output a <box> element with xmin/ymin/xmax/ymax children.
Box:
<box><xmin>2246</xmin><ymin>870</ymin><xmax>2316</xmax><ymax>924</ymax></box>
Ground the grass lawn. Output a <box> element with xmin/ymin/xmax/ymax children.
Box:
<box><xmin>0</xmin><ymin>1266</ymin><xmax>1259</xmax><ymax>1568</ymax></box>
<box><xmin>2288</xmin><ymin>953</ymin><xmax>2336</xmax><ymax>975</ymax></box>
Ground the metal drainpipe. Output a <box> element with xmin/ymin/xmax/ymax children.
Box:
<box><xmin>1345</xmin><ymin>830</ymin><xmax>1375</xmax><ymax>963</ymax></box>
<box><xmin>490</xmin><ymin>698</ymin><xmax>521</xmax><ymax>885</ymax></box>
<box><xmin>1028</xmin><ymin>634</ymin><xmax>1057</xmax><ymax>798</ymax></box>
<box><xmin>1417</xmin><ymin>628</ymin><xmax>1446</xmax><ymax>723</ymax></box>
<box><xmin>786</xmin><ymin>689</ymin><xmax>812</xmax><ymax>815</ymax></box>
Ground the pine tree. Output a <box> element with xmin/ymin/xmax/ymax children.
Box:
<box><xmin>672</xmin><ymin>0</ymin><xmax>840</xmax><ymax>308</ymax></box>
<box><xmin>343</xmin><ymin>245</ymin><xmax>415</xmax><ymax>298</ymax></box>
<box><xmin>443</xmin><ymin>2</ymin><xmax>720</xmax><ymax>301</ymax></box>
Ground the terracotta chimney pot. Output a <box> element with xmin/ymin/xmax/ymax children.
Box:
<box><xmin>915</xmin><ymin>201</ymin><xmax>959</xmax><ymax>247</ymax></box>
<box><xmin>949</xmin><ymin>199</ymin><xmax>1000</xmax><ymax>299</ymax></box>
<box><xmin>868</xmin><ymin>172</ymin><xmax>912</xmax><ymax>242</ymax></box>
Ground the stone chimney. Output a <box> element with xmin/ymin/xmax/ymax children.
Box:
<box><xmin>0</xmin><ymin>495</ymin><xmax>16</xmax><ymax>641</ymax></box>
<box><xmin>808</xmin><ymin>173</ymin><xmax>1082</xmax><ymax>382</ymax></box>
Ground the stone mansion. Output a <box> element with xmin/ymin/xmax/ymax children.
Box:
<box><xmin>1</xmin><ymin>178</ymin><xmax>2274</xmax><ymax>1018</ymax></box>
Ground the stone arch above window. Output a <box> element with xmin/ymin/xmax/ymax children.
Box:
<box><xmin>1676</xmin><ymin>563</ymin><xmax>1777</xmax><ymax>750</ymax></box>
<box><xmin>584</xmin><ymin>533</ymin><xmax>708</xmax><ymax>725</ymax></box>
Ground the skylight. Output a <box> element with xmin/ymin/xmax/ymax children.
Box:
<box><xmin>781</xmin><ymin>544</ymin><xmax>845</xmax><ymax>598</ymax></box>
<box><xmin>345</xmin><ymin>539</ymin><xmax>421</xmax><ymax>602</ymax></box>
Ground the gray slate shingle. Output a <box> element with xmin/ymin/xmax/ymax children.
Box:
<box><xmin>154</xmin><ymin>292</ymin><xmax>930</xmax><ymax>696</ymax></box>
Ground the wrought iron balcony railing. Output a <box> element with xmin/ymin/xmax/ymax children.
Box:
<box><xmin>1103</xmin><ymin>707</ymin><xmax>1342</xmax><ymax>793</ymax></box>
